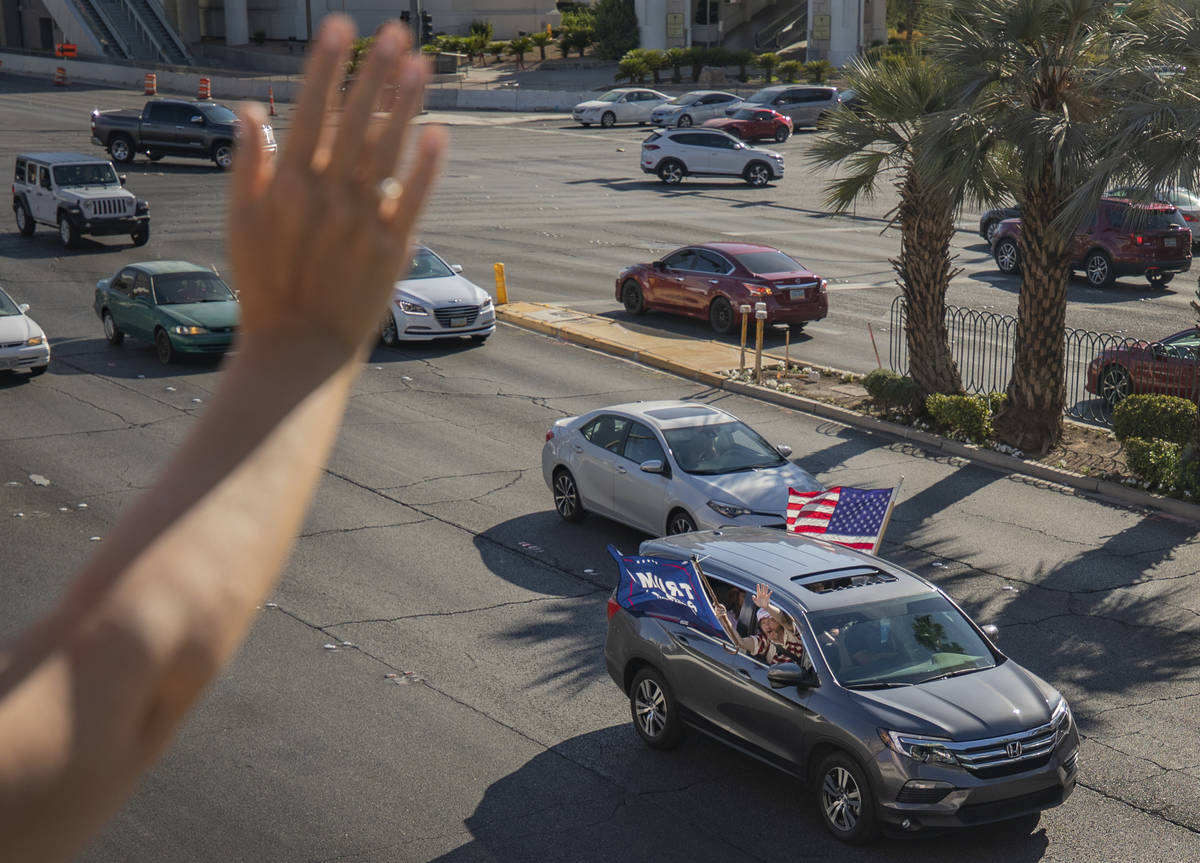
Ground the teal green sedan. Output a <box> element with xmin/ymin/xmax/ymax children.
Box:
<box><xmin>93</xmin><ymin>261</ymin><xmax>239</xmax><ymax>365</ymax></box>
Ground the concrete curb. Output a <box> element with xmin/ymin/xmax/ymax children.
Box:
<box><xmin>497</xmin><ymin>304</ymin><xmax>1200</xmax><ymax>525</ymax></box>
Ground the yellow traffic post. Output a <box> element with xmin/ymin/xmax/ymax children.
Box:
<box><xmin>753</xmin><ymin>303</ymin><xmax>767</xmax><ymax>384</ymax></box>
<box><xmin>493</xmin><ymin>262</ymin><xmax>508</xmax><ymax>304</ymax></box>
<box><xmin>738</xmin><ymin>304</ymin><xmax>751</xmax><ymax>372</ymax></box>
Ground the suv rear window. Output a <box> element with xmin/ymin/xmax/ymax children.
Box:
<box><xmin>1114</xmin><ymin>205</ymin><xmax>1187</xmax><ymax>230</ymax></box>
<box><xmin>643</xmin><ymin>131</ymin><xmax>662</xmax><ymax>143</ymax></box>
<box><xmin>14</xmin><ymin>159</ymin><xmax>25</xmax><ymax>182</ymax></box>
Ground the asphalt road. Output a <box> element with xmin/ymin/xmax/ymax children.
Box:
<box><xmin>1</xmin><ymin>78</ymin><xmax>1199</xmax><ymax>862</ymax></box>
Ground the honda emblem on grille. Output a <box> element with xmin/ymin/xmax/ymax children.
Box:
<box><xmin>1006</xmin><ymin>741</ymin><xmax>1023</xmax><ymax>758</ymax></box>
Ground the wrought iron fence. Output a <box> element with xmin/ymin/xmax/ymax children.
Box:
<box><xmin>887</xmin><ymin>296</ymin><xmax>1200</xmax><ymax>427</ymax></box>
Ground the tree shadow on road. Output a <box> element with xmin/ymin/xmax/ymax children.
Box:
<box><xmin>429</xmin><ymin>726</ymin><xmax>1052</xmax><ymax>863</ymax></box>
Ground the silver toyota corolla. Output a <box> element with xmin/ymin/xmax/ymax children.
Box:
<box><xmin>541</xmin><ymin>400</ymin><xmax>822</xmax><ymax>536</ymax></box>
<box><xmin>605</xmin><ymin>527</ymin><xmax>1079</xmax><ymax>843</ymax></box>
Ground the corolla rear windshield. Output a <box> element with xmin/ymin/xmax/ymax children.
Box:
<box><xmin>153</xmin><ymin>272</ymin><xmax>236</xmax><ymax>305</ymax></box>
<box><xmin>403</xmin><ymin>248</ymin><xmax>454</xmax><ymax>280</ymax></box>
<box><xmin>663</xmin><ymin>421</ymin><xmax>786</xmax><ymax>474</ymax></box>
<box><xmin>806</xmin><ymin>593</ymin><xmax>998</xmax><ymax>688</ymax></box>
<box><xmin>53</xmin><ymin>163</ymin><xmax>118</xmax><ymax>186</ymax></box>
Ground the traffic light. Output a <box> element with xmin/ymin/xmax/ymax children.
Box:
<box><xmin>420</xmin><ymin>11</ymin><xmax>433</xmax><ymax>44</ymax></box>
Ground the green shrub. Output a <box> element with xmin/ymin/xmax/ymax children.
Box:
<box><xmin>926</xmin><ymin>394</ymin><xmax>995</xmax><ymax>442</ymax></box>
<box><xmin>1174</xmin><ymin>452</ymin><xmax>1200</xmax><ymax>498</ymax></box>
<box><xmin>468</xmin><ymin>19</ymin><xmax>494</xmax><ymax>40</ymax></box>
<box><xmin>1111</xmin><ymin>394</ymin><xmax>1197</xmax><ymax>445</ymax></box>
<box><xmin>593</xmin><ymin>0</ymin><xmax>640</xmax><ymax>60</ymax></box>
<box><xmin>1124</xmin><ymin>437</ymin><xmax>1183</xmax><ymax>489</ymax></box>
<box><xmin>862</xmin><ymin>369</ymin><xmax>921</xmax><ymax>415</ymax></box>
<box><xmin>803</xmin><ymin>59</ymin><xmax>834</xmax><ymax>83</ymax></box>
<box><xmin>777</xmin><ymin>60</ymin><xmax>802</xmax><ymax>83</ymax></box>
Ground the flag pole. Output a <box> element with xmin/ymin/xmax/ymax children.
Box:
<box><xmin>872</xmin><ymin>476</ymin><xmax>904</xmax><ymax>556</ymax></box>
<box><xmin>692</xmin><ymin>556</ymin><xmax>740</xmax><ymax>652</ymax></box>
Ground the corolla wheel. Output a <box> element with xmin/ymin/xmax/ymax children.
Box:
<box><xmin>666</xmin><ymin>509</ymin><xmax>696</xmax><ymax>535</ymax></box>
<box><xmin>552</xmin><ymin>469</ymin><xmax>585</xmax><ymax>522</ymax></box>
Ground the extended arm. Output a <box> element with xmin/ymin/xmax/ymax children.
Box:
<box><xmin>0</xmin><ymin>17</ymin><xmax>445</xmax><ymax>862</ymax></box>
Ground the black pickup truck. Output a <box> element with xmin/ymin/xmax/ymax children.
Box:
<box><xmin>90</xmin><ymin>99</ymin><xmax>277</xmax><ymax>170</ymax></box>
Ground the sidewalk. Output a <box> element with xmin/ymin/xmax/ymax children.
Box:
<box><xmin>496</xmin><ymin>301</ymin><xmax>1200</xmax><ymax>525</ymax></box>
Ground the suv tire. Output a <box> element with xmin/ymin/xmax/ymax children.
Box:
<box><xmin>744</xmin><ymin>161</ymin><xmax>772</xmax><ymax>187</ymax></box>
<box><xmin>994</xmin><ymin>237</ymin><xmax>1020</xmax><ymax>274</ymax></box>
<box><xmin>657</xmin><ymin>159</ymin><xmax>684</xmax><ymax>185</ymax></box>
<box><xmin>108</xmin><ymin>134</ymin><xmax>134</xmax><ymax>164</ymax></box>
<box><xmin>212</xmin><ymin>142</ymin><xmax>234</xmax><ymax>171</ymax></box>
<box><xmin>815</xmin><ymin>752</ymin><xmax>880</xmax><ymax>845</ymax></box>
<box><xmin>1147</xmin><ymin>271</ymin><xmax>1173</xmax><ymax>289</ymax></box>
<box><xmin>629</xmin><ymin>667</ymin><xmax>683</xmax><ymax>749</ymax></box>
<box><xmin>131</xmin><ymin>224</ymin><xmax>149</xmax><ymax>246</ymax></box>
<box><xmin>1084</xmin><ymin>250</ymin><xmax>1115</xmax><ymax>288</ymax></box>
<box><xmin>15</xmin><ymin>201</ymin><xmax>34</xmax><ymax>236</ymax></box>
<box><xmin>622</xmin><ymin>279</ymin><xmax>646</xmax><ymax>315</ymax></box>
<box><xmin>58</xmin><ymin>214</ymin><xmax>79</xmax><ymax>249</ymax></box>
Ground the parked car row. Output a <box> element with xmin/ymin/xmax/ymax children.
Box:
<box><xmin>574</xmin><ymin>85</ymin><xmax>856</xmax><ymax>131</ymax></box>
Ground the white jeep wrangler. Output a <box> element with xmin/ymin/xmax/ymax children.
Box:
<box><xmin>12</xmin><ymin>152</ymin><xmax>150</xmax><ymax>249</ymax></box>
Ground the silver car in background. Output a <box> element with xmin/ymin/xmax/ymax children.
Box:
<box><xmin>541</xmin><ymin>400</ymin><xmax>821</xmax><ymax>536</ymax></box>
<box><xmin>650</xmin><ymin>91</ymin><xmax>743</xmax><ymax>127</ymax></box>
<box><xmin>605</xmin><ymin>527</ymin><xmax>1079</xmax><ymax>843</ymax></box>
<box><xmin>380</xmin><ymin>245</ymin><xmax>495</xmax><ymax>345</ymax></box>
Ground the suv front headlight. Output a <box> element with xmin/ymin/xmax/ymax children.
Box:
<box><xmin>880</xmin><ymin>729</ymin><xmax>959</xmax><ymax>766</ymax></box>
<box><xmin>707</xmin><ymin>500</ymin><xmax>751</xmax><ymax>519</ymax></box>
<box><xmin>1052</xmin><ymin>697</ymin><xmax>1073</xmax><ymax>740</ymax></box>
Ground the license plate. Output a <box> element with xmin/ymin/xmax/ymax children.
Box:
<box><xmin>789</xmin><ymin>288</ymin><xmax>808</xmax><ymax>300</ymax></box>
<box><xmin>1165</xmin><ymin>236</ymin><xmax>1177</xmax><ymax>247</ymax></box>
<box><xmin>449</xmin><ymin>316</ymin><xmax>468</xmax><ymax>328</ymax></box>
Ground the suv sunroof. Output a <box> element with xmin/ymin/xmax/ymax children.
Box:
<box><xmin>792</xmin><ymin>566</ymin><xmax>898</xmax><ymax>593</ymax></box>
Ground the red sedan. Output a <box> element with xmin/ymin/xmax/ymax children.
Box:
<box><xmin>615</xmin><ymin>242</ymin><xmax>828</xmax><ymax>335</ymax></box>
<box><xmin>703</xmin><ymin>108</ymin><xmax>792</xmax><ymax>143</ymax></box>
<box><xmin>1086</xmin><ymin>327</ymin><xmax>1200</xmax><ymax>407</ymax></box>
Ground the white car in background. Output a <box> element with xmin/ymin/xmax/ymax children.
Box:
<box><xmin>380</xmin><ymin>246</ymin><xmax>495</xmax><ymax>345</ymax></box>
<box><xmin>573</xmin><ymin>88</ymin><xmax>671</xmax><ymax>128</ymax></box>
<box><xmin>649</xmin><ymin>91</ymin><xmax>743</xmax><ymax>127</ymax></box>
<box><xmin>0</xmin><ymin>286</ymin><xmax>50</xmax><ymax>376</ymax></box>
<box><xmin>641</xmin><ymin>127</ymin><xmax>784</xmax><ymax>187</ymax></box>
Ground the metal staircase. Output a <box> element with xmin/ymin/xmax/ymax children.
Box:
<box><xmin>720</xmin><ymin>0</ymin><xmax>807</xmax><ymax>53</ymax></box>
<box><xmin>77</xmin><ymin>0</ymin><xmax>192</xmax><ymax>64</ymax></box>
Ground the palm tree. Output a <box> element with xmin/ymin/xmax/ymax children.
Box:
<box><xmin>731</xmin><ymin>49</ymin><xmax>754</xmax><ymax>83</ymax></box>
<box><xmin>923</xmin><ymin>0</ymin><xmax>1200</xmax><ymax>454</ymax></box>
<box><xmin>808</xmin><ymin>49</ymin><xmax>977</xmax><ymax>401</ymax></box>
<box><xmin>616</xmin><ymin>55</ymin><xmax>650</xmax><ymax>85</ymax></box>
<box><xmin>665</xmin><ymin>47</ymin><xmax>687</xmax><ymax>83</ymax></box>
<box><xmin>755</xmin><ymin>52</ymin><xmax>781</xmax><ymax>83</ymax></box>
<box><xmin>507</xmin><ymin>36</ymin><xmax>533</xmax><ymax>70</ymax></box>
<box><xmin>530</xmin><ymin>31</ymin><xmax>552</xmax><ymax>62</ymax></box>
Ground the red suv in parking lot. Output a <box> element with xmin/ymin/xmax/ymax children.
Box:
<box><xmin>991</xmin><ymin>197</ymin><xmax>1192</xmax><ymax>288</ymax></box>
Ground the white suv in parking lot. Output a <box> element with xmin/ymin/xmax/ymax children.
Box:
<box><xmin>641</xmin><ymin>128</ymin><xmax>784</xmax><ymax>187</ymax></box>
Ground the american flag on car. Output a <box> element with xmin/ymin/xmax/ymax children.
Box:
<box><xmin>786</xmin><ymin>485</ymin><xmax>899</xmax><ymax>553</ymax></box>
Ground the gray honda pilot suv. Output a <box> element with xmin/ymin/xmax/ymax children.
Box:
<box><xmin>604</xmin><ymin>527</ymin><xmax>1078</xmax><ymax>843</ymax></box>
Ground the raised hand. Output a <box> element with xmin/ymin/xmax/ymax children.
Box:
<box><xmin>228</xmin><ymin>15</ymin><xmax>447</xmax><ymax>357</ymax></box>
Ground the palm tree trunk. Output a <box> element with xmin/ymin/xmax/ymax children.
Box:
<box><xmin>993</xmin><ymin>167</ymin><xmax>1071</xmax><ymax>454</ymax></box>
<box><xmin>892</xmin><ymin>174</ymin><xmax>964</xmax><ymax>399</ymax></box>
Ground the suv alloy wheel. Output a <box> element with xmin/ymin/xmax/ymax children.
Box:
<box><xmin>816</xmin><ymin>752</ymin><xmax>880</xmax><ymax>844</ymax></box>
<box><xmin>744</xmin><ymin>162</ymin><xmax>771</xmax><ymax>187</ymax></box>
<box><xmin>629</xmin><ymin>668</ymin><xmax>683</xmax><ymax>749</ymax></box>
<box><xmin>15</xmin><ymin>202</ymin><xmax>34</xmax><ymax>236</ymax></box>
<box><xmin>58</xmin><ymin>214</ymin><xmax>79</xmax><ymax>248</ymax></box>
<box><xmin>657</xmin><ymin>159</ymin><xmax>684</xmax><ymax>185</ymax></box>
<box><xmin>1085</xmin><ymin>250</ymin><xmax>1115</xmax><ymax>288</ymax></box>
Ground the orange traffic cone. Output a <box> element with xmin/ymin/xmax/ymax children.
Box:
<box><xmin>268</xmin><ymin>86</ymin><xmax>276</xmax><ymax>116</ymax></box>
<box><xmin>144</xmin><ymin>72</ymin><xmax>157</xmax><ymax>96</ymax></box>
<box><xmin>198</xmin><ymin>77</ymin><xmax>211</xmax><ymax>99</ymax></box>
<box><xmin>53</xmin><ymin>67</ymin><xmax>66</xmax><ymax>86</ymax></box>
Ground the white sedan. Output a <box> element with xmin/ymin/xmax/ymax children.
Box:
<box><xmin>649</xmin><ymin>91</ymin><xmax>743</xmax><ymax>127</ymax></box>
<box><xmin>380</xmin><ymin>246</ymin><xmax>495</xmax><ymax>345</ymax></box>
<box><xmin>0</xmin><ymin>286</ymin><xmax>50</xmax><ymax>376</ymax></box>
<box><xmin>573</xmin><ymin>88</ymin><xmax>671</xmax><ymax>128</ymax></box>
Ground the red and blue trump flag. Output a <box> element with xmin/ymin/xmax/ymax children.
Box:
<box><xmin>786</xmin><ymin>485</ymin><xmax>900</xmax><ymax>553</ymax></box>
<box><xmin>608</xmin><ymin>545</ymin><xmax>726</xmax><ymax>638</ymax></box>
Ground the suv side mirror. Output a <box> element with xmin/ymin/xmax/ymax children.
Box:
<box><xmin>768</xmin><ymin>663</ymin><xmax>819</xmax><ymax>689</ymax></box>
<box><xmin>119</xmin><ymin>175</ymin><xmax>127</xmax><ymax>186</ymax></box>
